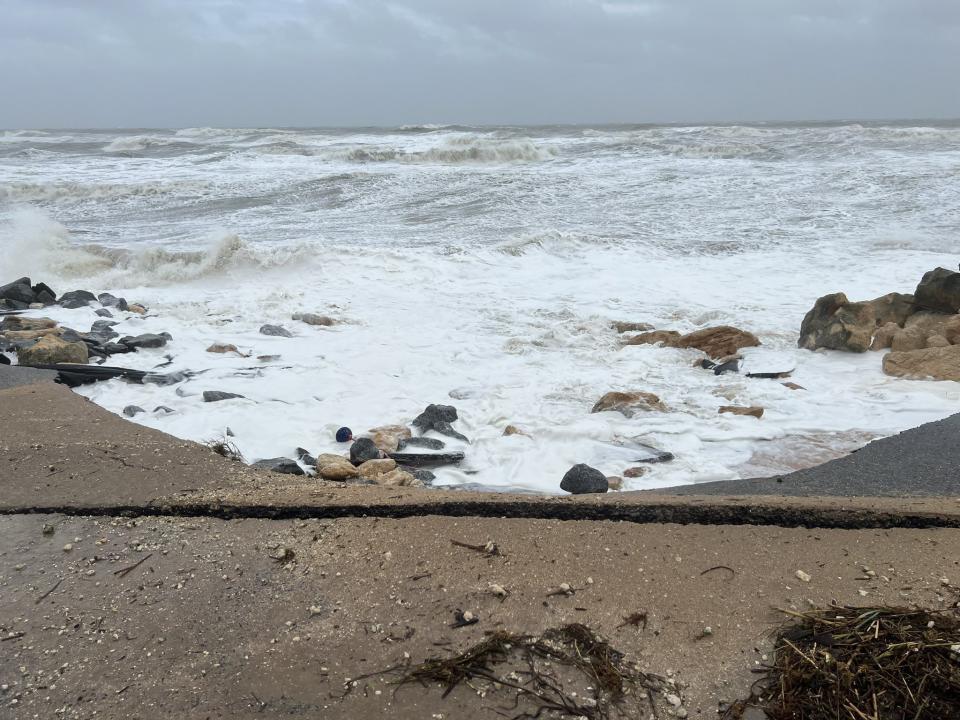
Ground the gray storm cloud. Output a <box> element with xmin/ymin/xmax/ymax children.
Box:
<box><xmin>0</xmin><ymin>0</ymin><xmax>958</xmax><ymax>127</ymax></box>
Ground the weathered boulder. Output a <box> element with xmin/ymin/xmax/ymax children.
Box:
<box><xmin>870</xmin><ymin>322</ymin><xmax>901</xmax><ymax>351</ymax></box>
<box><xmin>798</xmin><ymin>292</ymin><xmax>875</xmax><ymax>353</ymax></box>
<box><xmin>292</xmin><ymin>312</ymin><xmax>336</xmax><ymax>326</ymax></box>
<box><xmin>412</xmin><ymin>403</ymin><xmax>468</xmax><ymax>442</ymax></box>
<box><xmin>358</xmin><ymin>458</ymin><xmax>398</xmax><ymax>479</ymax></box>
<box><xmin>202</xmin><ymin>390</ymin><xmax>245</xmax><ymax>402</ymax></box>
<box><xmin>591</xmin><ymin>391</ymin><xmax>666</xmax><ymax>416</ymax></box>
<box><xmin>622</xmin><ymin>330</ymin><xmax>681</xmax><ymax>347</ymax></box>
<box><xmin>59</xmin><ymin>290</ymin><xmax>97</xmax><ymax>309</ymax></box>
<box><xmin>17</xmin><ymin>335</ymin><xmax>88</xmax><ymax>366</ymax></box>
<box><xmin>259</xmin><ymin>324</ymin><xmax>293</xmax><ymax>338</ymax></box>
<box><xmin>718</xmin><ymin>405</ymin><xmax>764</xmax><ymax>418</ymax></box>
<box><xmin>944</xmin><ymin>315</ymin><xmax>960</xmax><ymax>345</ymax></box>
<box><xmin>914</xmin><ymin>267</ymin><xmax>960</xmax><ymax>314</ymax></box>
<box><xmin>672</xmin><ymin>326</ymin><xmax>760</xmax><ymax>358</ymax></box>
<box><xmin>891</xmin><ymin>327</ymin><xmax>928</xmax><ymax>352</ymax></box>
<box><xmin>560</xmin><ymin>464</ymin><xmax>608</xmax><ymax>494</ymax></box>
<box><xmin>375</xmin><ymin>468</ymin><xmax>422</xmax><ymax>487</ymax></box>
<box><xmin>612</xmin><ymin>320</ymin><xmax>654</xmax><ymax>333</ymax></box>
<box><xmin>368</xmin><ymin>424</ymin><xmax>412</xmax><ymax>453</ymax></box>
<box><xmin>2</xmin><ymin>327</ymin><xmax>62</xmax><ymax>342</ymax></box>
<box><xmin>927</xmin><ymin>335</ymin><xmax>951</xmax><ymax>348</ymax></box>
<box><xmin>350</xmin><ymin>438</ymin><xmax>382</xmax><ymax>465</ymax></box>
<box><xmin>252</xmin><ymin>458</ymin><xmax>305</xmax><ymax>475</ymax></box>
<box><xmin>868</xmin><ymin>292</ymin><xmax>915</xmax><ymax>327</ymax></box>
<box><xmin>95</xmin><ymin>308</ymin><xmax>113</xmax><ymax>318</ymax></box>
<box><xmin>97</xmin><ymin>293</ymin><xmax>128</xmax><ymax>311</ymax></box>
<box><xmin>1</xmin><ymin>316</ymin><xmax>56</xmax><ymax>332</ymax></box>
<box><xmin>32</xmin><ymin>282</ymin><xmax>57</xmax><ymax>305</ymax></box>
<box><xmin>0</xmin><ymin>277</ymin><xmax>36</xmax><ymax>305</ymax></box>
<box><xmin>882</xmin><ymin>345</ymin><xmax>960</xmax><ymax>381</ymax></box>
<box><xmin>315</xmin><ymin>454</ymin><xmax>360</xmax><ymax>480</ymax></box>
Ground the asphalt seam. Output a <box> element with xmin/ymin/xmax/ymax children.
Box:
<box><xmin>2</xmin><ymin>501</ymin><xmax>959</xmax><ymax>529</ymax></box>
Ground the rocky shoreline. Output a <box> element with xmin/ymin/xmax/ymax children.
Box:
<box><xmin>4</xmin><ymin>266</ymin><xmax>960</xmax><ymax>495</ymax></box>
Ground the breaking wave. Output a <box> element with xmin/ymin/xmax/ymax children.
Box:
<box><xmin>1</xmin><ymin>180</ymin><xmax>213</xmax><ymax>203</ymax></box>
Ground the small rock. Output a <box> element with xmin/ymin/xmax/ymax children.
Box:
<box><xmin>127</xmin><ymin>303</ymin><xmax>147</xmax><ymax>314</ymax></box>
<box><xmin>123</xmin><ymin>405</ymin><xmax>145</xmax><ymax>417</ymax></box>
<box><xmin>623</xmin><ymin>466</ymin><xmax>649</xmax><ymax>478</ymax></box>
<box><xmin>120</xmin><ymin>333</ymin><xmax>170</xmax><ymax>349</ymax></box>
<box><xmin>502</xmin><ymin>424</ymin><xmax>529</xmax><ymax>437</ymax></box>
<box><xmin>252</xmin><ymin>458</ymin><xmax>305</xmax><ymax>475</ymax></box>
<box><xmin>259</xmin><ymin>324</ymin><xmax>293</xmax><ymax>338</ymax></box>
<box><xmin>203</xmin><ymin>390</ymin><xmax>245</xmax><ymax>403</ymax></box>
<box><xmin>591</xmin><ymin>390</ymin><xmax>667</xmax><ymax>416</ymax></box>
<box><xmin>560</xmin><ymin>464</ymin><xmax>608</xmax><ymax>494</ymax></box>
<box><xmin>42</xmin><ymin>523</ymin><xmax>55</xmax><ymax>536</ymax></box>
<box><xmin>206</xmin><ymin>343</ymin><xmax>239</xmax><ymax>354</ymax></box>
<box><xmin>795</xmin><ymin>569</ymin><xmax>811</xmax><ymax>583</ymax></box>
<box><xmin>612</xmin><ymin>320</ymin><xmax>654</xmax><ymax>333</ymax></box>
<box><xmin>350</xmin><ymin>438</ymin><xmax>382</xmax><ymax>465</ymax></box>
<box><xmin>782</xmin><ymin>382</ymin><xmax>806</xmax><ymax>391</ymax></box>
<box><xmin>63</xmin><ymin>543</ymin><xmax>73</xmax><ymax>552</ymax></box>
<box><xmin>718</xmin><ymin>405</ymin><xmax>764</xmax><ymax>419</ymax></box>
<box><xmin>97</xmin><ymin>292</ymin><xmax>128</xmax><ymax>311</ymax></box>
<box><xmin>606</xmin><ymin>476</ymin><xmax>623</xmax><ymax>490</ymax></box>
<box><xmin>94</xmin><ymin>308</ymin><xmax>114</xmax><ymax>318</ymax></box>
<box><xmin>292</xmin><ymin>312</ymin><xmax>336</xmax><ymax>326</ymax></box>
<box><xmin>296</xmin><ymin>447</ymin><xmax>317</xmax><ymax>466</ymax></box>
<box><xmin>398</xmin><ymin>436</ymin><xmax>445</xmax><ymax>451</ymax></box>
<box><xmin>665</xmin><ymin>693</ymin><xmax>682</xmax><ymax>707</ymax></box>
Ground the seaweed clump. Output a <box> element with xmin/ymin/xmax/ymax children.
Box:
<box><xmin>725</xmin><ymin>605</ymin><xmax>960</xmax><ymax>720</ymax></box>
<box><xmin>374</xmin><ymin>623</ymin><xmax>667</xmax><ymax>719</ymax></box>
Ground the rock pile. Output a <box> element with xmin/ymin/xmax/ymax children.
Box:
<box><xmin>798</xmin><ymin>266</ymin><xmax>960</xmax><ymax>380</ymax></box>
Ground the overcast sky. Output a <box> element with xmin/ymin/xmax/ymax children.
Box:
<box><xmin>1</xmin><ymin>0</ymin><xmax>958</xmax><ymax>128</ymax></box>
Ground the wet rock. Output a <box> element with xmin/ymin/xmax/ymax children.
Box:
<box><xmin>606</xmin><ymin>476</ymin><xmax>623</xmax><ymax>491</ymax></box>
<box><xmin>398</xmin><ymin>436</ymin><xmax>445</xmax><ymax>450</ymax></box>
<box><xmin>591</xmin><ymin>391</ymin><xmax>667</xmax><ymax>416</ymax></box>
<box><xmin>102</xmin><ymin>342</ymin><xmax>133</xmax><ymax>355</ymax></box>
<box><xmin>944</xmin><ymin>315</ymin><xmax>960</xmax><ymax>345</ymax></box>
<box><xmin>868</xmin><ymin>292</ymin><xmax>915</xmax><ymax>327</ymax></box>
<box><xmin>2</xmin><ymin>327</ymin><xmax>62</xmax><ymax>341</ymax></box>
<box><xmin>0</xmin><ymin>353</ymin><xmax>9</xmax><ymax>365</ymax></box>
<box><xmin>616</xmin><ymin>438</ymin><xmax>675</xmax><ymax>463</ymax></box>
<box><xmin>292</xmin><ymin>312</ymin><xmax>336</xmax><ymax>326</ymax></box>
<box><xmin>207</xmin><ymin>343</ymin><xmax>239</xmax><ymax>354</ymax></box>
<box><xmin>719</xmin><ymin>405</ymin><xmax>764</xmax><ymax>418</ymax></box>
<box><xmin>502</xmin><ymin>424</ymin><xmax>528</xmax><ymax>437</ymax></box>
<box><xmin>203</xmin><ymin>390</ymin><xmax>245</xmax><ymax>402</ymax></box>
<box><xmin>914</xmin><ymin>267</ymin><xmax>960</xmax><ymax>314</ymax></box>
<box><xmin>405</xmin><ymin>468</ymin><xmax>436</xmax><ymax>484</ymax></box>
<box><xmin>0</xmin><ymin>277</ymin><xmax>36</xmax><ymax>305</ymax></box>
<box><xmin>672</xmin><ymin>325</ymin><xmax>761</xmax><ymax>358</ymax></box>
<box><xmin>350</xmin><ymin>438</ymin><xmax>382</xmax><ymax>465</ymax></box>
<box><xmin>259</xmin><ymin>324</ymin><xmax>293</xmax><ymax>338</ymax></box>
<box><xmin>870</xmin><ymin>321</ymin><xmax>901</xmax><ymax>351</ymax></box>
<box><xmin>368</xmin><ymin>424</ymin><xmax>413</xmax><ymax>453</ymax></box>
<box><xmin>296</xmin><ymin>447</ymin><xmax>317</xmax><ymax>466</ymax></box>
<box><xmin>358</xmin><ymin>458</ymin><xmax>398</xmax><ymax>479</ymax></box>
<box><xmin>782</xmin><ymin>381</ymin><xmax>805</xmax><ymax>390</ymax></box>
<box><xmin>1</xmin><ymin>316</ymin><xmax>56</xmax><ymax>332</ymax></box>
<box><xmin>560</xmin><ymin>464</ymin><xmax>608</xmax><ymax>494</ymax></box>
<box><xmin>891</xmin><ymin>327</ymin><xmax>928</xmax><ymax>352</ymax></box>
<box><xmin>412</xmin><ymin>403</ymin><xmax>469</xmax><ymax>442</ymax></box>
<box><xmin>315</xmin><ymin>454</ymin><xmax>360</xmax><ymax>480</ymax></box>
<box><xmin>612</xmin><ymin>320</ymin><xmax>654</xmax><ymax>333</ymax></box>
<box><xmin>623</xmin><ymin>466</ymin><xmax>649</xmax><ymax>478</ymax></box>
<box><xmin>622</xmin><ymin>330</ymin><xmax>681</xmax><ymax>346</ymax></box>
<box><xmin>17</xmin><ymin>335</ymin><xmax>89</xmax><ymax>366</ymax></box>
<box><xmin>120</xmin><ymin>333</ymin><xmax>170</xmax><ymax>350</ymax></box>
<box><xmin>97</xmin><ymin>293</ymin><xmax>128</xmax><ymax>311</ymax></box>
<box><xmin>153</xmin><ymin>406</ymin><xmax>175</xmax><ymax>414</ymax></box>
<box><xmin>252</xmin><ymin>458</ymin><xmax>305</xmax><ymax>475</ymax></box>
<box><xmin>122</xmin><ymin>405</ymin><xmax>145</xmax><ymax>417</ymax></box>
<box><xmin>59</xmin><ymin>289</ymin><xmax>97</xmax><ymax>309</ymax></box>
<box><xmin>882</xmin><ymin>345</ymin><xmax>960</xmax><ymax>381</ymax></box>
<box><xmin>32</xmin><ymin>282</ymin><xmax>57</xmax><ymax>304</ymax></box>
<box><xmin>127</xmin><ymin>303</ymin><xmax>147</xmax><ymax>314</ymax></box>
<box><xmin>388</xmin><ymin>451</ymin><xmax>465</xmax><ymax>468</ymax></box>
<box><xmin>375</xmin><ymin>468</ymin><xmax>422</xmax><ymax>487</ymax></box>
<box><xmin>798</xmin><ymin>292</ymin><xmax>875</xmax><ymax>352</ymax></box>
<box><xmin>94</xmin><ymin>308</ymin><xmax>114</xmax><ymax>318</ymax></box>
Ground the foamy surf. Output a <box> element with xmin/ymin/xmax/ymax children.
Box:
<box><xmin>2</xmin><ymin>122</ymin><xmax>959</xmax><ymax>493</ymax></box>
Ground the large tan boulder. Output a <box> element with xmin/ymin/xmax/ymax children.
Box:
<box><xmin>882</xmin><ymin>345</ymin><xmax>960</xmax><ymax>381</ymax></box>
<box><xmin>944</xmin><ymin>315</ymin><xmax>960</xmax><ymax>345</ymax></box>
<box><xmin>927</xmin><ymin>335</ymin><xmax>951</xmax><ymax>348</ymax></box>
<box><xmin>867</xmin><ymin>292</ymin><xmax>915</xmax><ymax>327</ymax></box>
<box><xmin>591</xmin><ymin>391</ymin><xmax>666</xmax><ymax>416</ymax></box>
<box><xmin>3</xmin><ymin>327</ymin><xmax>62</xmax><ymax>341</ymax></box>
<box><xmin>367</xmin><ymin>425</ymin><xmax>412</xmax><ymax>454</ymax></box>
<box><xmin>904</xmin><ymin>311</ymin><xmax>952</xmax><ymax>337</ymax></box>
<box><xmin>358</xmin><ymin>458</ymin><xmax>397</xmax><ymax>479</ymax></box>
<box><xmin>0</xmin><ymin>316</ymin><xmax>57</xmax><ymax>332</ymax></box>
<box><xmin>375</xmin><ymin>469</ymin><xmax>422</xmax><ymax>487</ymax></box>
<box><xmin>891</xmin><ymin>327</ymin><xmax>928</xmax><ymax>352</ymax></box>
<box><xmin>870</xmin><ymin>322</ymin><xmax>900</xmax><ymax>351</ymax></box>
<box><xmin>17</xmin><ymin>335</ymin><xmax>88</xmax><ymax>366</ymax></box>
<box><xmin>622</xmin><ymin>330</ymin><xmax>680</xmax><ymax>347</ymax></box>
<box><xmin>672</xmin><ymin>325</ymin><xmax>760</xmax><ymax>358</ymax></box>
<box><xmin>315</xmin><ymin>454</ymin><xmax>359</xmax><ymax>480</ymax></box>
<box><xmin>798</xmin><ymin>292</ymin><xmax>875</xmax><ymax>352</ymax></box>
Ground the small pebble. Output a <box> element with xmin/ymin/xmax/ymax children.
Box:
<box><xmin>795</xmin><ymin>569</ymin><xmax>811</xmax><ymax>583</ymax></box>
<box><xmin>62</xmin><ymin>544</ymin><xmax>73</xmax><ymax>552</ymax></box>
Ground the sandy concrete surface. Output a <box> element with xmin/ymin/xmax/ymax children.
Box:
<box><xmin>3</xmin><ymin>514</ymin><xmax>959</xmax><ymax>719</ymax></box>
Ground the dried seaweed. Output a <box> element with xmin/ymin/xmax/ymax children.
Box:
<box><xmin>725</xmin><ymin>605</ymin><xmax>960</xmax><ymax>720</ymax></box>
<box><xmin>205</xmin><ymin>438</ymin><xmax>244</xmax><ymax>462</ymax></box>
<box><xmin>384</xmin><ymin>623</ymin><xmax>665</xmax><ymax>719</ymax></box>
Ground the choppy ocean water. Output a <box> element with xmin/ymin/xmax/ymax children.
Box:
<box><xmin>2</xmin><ymin>122</ymin><xmax>959</xmax><ymax>492</ymax></box>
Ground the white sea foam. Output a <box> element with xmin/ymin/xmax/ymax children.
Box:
<box><xmin>3</xmin><ymin>122</ymin><xmax>959</xmax><ymax>494</ymax></box>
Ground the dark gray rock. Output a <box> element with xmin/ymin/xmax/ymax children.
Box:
<box><xmin>252</xmin><ymin>458</ymin><xmax>305</xmax><ymax>475</ymax></box>
<box><xmin>153</xmin><ymin>406</ymin><xmax>175</xmax><ymax>414</ymax></box>
<box><xmin>102</xmin><ymin>342</ymin><xmax>133</xmax><ymax>354</ymax></box>
<box><xmin>259</xmin><ymin>324</ymin><xmax>293</xmax><ymax>338</ymax></box>
<box><xmin>399</xmin><ymin>467</ymin><xmax>436</xmax><ymax>484</ymax></box>
<box><xmin>0</xmin><ymin>277</ymin><xmax>35</xmax><ymax>305</ymax></box>
<box><xmin>398</xmin><ymin>436</ymin><xmax>446</xmax><ymax>451</ymax></box>
<box><xmin>97</xmin><ymin>293</ymin><xmax>128</xmax><ymax>311</ymax></box>
<box><xmin>120</xmin><ymin>333</ymin><xmax>170</xmax><ymax>349</ymax></box>
<box><xmin>798</xmin><ymin>292</ymin><xmax>874</xmax><ymax>353</ymax></box>
<box><xmin>0</xmin><ymin>298</ymin><xmax>29</xmax><ymax>310</ymax></box>
<box><xmin>59</xmin><ymin>290</ymin><xmax>97</xmax><ymax>309</ymax></box>
<box><xmin>914</xmin><ymin>267</ymin><xmax>960</xmax><ymax>314</ymax></box>
<box><xmin>123</xmin><ymin>405</ymin><xmax>145</xmax><ymax>417</ymax></box>
<box><xmin>350</xmin><ymin>437</ymin><xmax>382</xmax><ymax>465</ymax></box>
<box><xmin>388</xmin><ymin>452</ymin><xmax>465</xmax><ymax>468</ymax></box>
<box><xmin>560</xmin><ymin>464</ymin><xmax>609</xmax><ymax>494</ymax></box>
<box><xmin>296</xmin><ymin>447</ymin><xmax>317</xmax><ymax>466</ymax></box>
<box><xmin>412</xmin><ymin>403</ymin><xmax>469</xmax><ymax>442</ymax></box>
<box><xmin>203</xmin><ymin>390</ymin><xmax>245</xmax><ymax>402</ymax></box>
<box><xmin>32</xmin><ymin>282</ymin><xmax>57</xmax><ymax>305</ymax></box>
<box><xmin>95</xmin><ymin>308</ymin><xmax>114</xmax><ymax>318</ymax></box>
<box><xmin>0</xmin><ymin>353</ymin><xmax>10</xmax><ymax>365</ymax></box>
<box><xmin>143</xmin><ymin>371</ymin><xmax>189</xmax><ymax>386</ymax></box>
